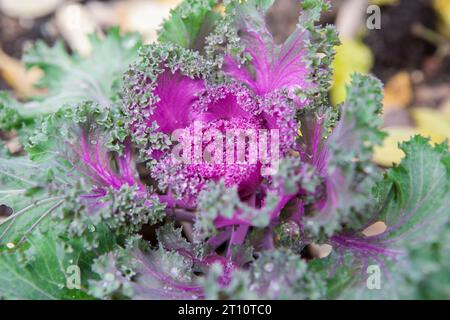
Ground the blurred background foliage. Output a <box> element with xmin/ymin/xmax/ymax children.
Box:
<box><xmin>0</xmin><ymin>0</ymin><xmax>449</xmax><ymax>167</ymax></box>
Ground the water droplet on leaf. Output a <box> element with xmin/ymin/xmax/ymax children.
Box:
<box><xmin>264</xmin><ymin>263</ymin><xmax>274</xmax><ymax>273</ymax></box>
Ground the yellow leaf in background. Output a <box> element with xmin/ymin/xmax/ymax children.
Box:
<box><xmin>441</xmin><ymin>100</ymin><xmax>450</xmax><ymax>122</ymax></box>
<box><xmin>0</xmin><ymin>48</ymin><xmax>44</xmax><ymax>99</ymax></box>
<box><xmin>370</xmin><ymin>0</ymin><xmax>399</xmax><ymax>6</ymax></box>
<box><xmin>382</xmin><ymin>71</ymin><xmax>413</xmax><ymax>111</ymax></box>
<box><xmin>374</xmin><ymin>109</ymin><xmax>450</xmax><ymax>167</ymax></box>
<box><xmin>373</xmin><ymin>127</ymin><xmax>420</xmax><ymax>167</ymax></box>
<box><xmin>331</xmin><ymin>39</ymin><xmax>373</xmax><ymax>105</ymax></box>
<box><xmin>433</xmin><ymin>0</ymin><xmax>450</xmax><ymax>35</ymax></box>
<box><xmin>213</xmin><ymin>3</ymin><xmax>226</xmax><ymax>15</ymax></box>
<box><xmin>411</xmin><ymin>108</ymin><xmax>450</xmax><ymax>143</ymax></box>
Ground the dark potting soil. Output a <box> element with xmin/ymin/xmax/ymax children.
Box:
<box><xmin>364</xmin><ymin>0</ymin><xmax>438</xmax><ymax>82</ymax></box>
<box><xmin>0</xmin><ymin>13</ymin><xmax>56</xmax><ymax>91</ymax></box>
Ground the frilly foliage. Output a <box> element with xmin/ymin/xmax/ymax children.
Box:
<box><xmin>0</xmin><ymin>0</ymin><xmax>448</xmax><ymax>300</ymax></box>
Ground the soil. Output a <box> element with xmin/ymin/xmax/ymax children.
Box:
<box><xmin>0</xmin><ymin>13</ymin><xmax>56</xmax><ymax>91</ymax></box>
<box><xmin>363</xmin><ymin>0</ymin><xmax>438</xmax><ymax>82</ymax></box>
<box><xmin>0</xmin><ymin>0</ymin><xmax>113</xmax><ymax>91</ymax></box>
<box><xmin>0</xmin><ymin>14</ymin><xmax>55</xmax><ymax>58</ymax></box>
<box><xmin>266</xmin><ymin>0</ymin><xmax>302</xmax><ymax>43</ymax></box>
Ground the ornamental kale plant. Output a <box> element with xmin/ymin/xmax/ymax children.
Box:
<box><xmin>0</xmin><ymin>0</ymin><xmax>448</xmax><ymax>300</ymax></box>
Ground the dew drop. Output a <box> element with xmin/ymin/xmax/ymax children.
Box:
<box><xmin>170</xmin><ymin>267</ymin><xmax>179</xmax><ymax>278</ymax></box>
<box><xmin>249</xmin><ymin>283</ymin><xmax>259</xmax><ymax>292</ymax></box>
<box><xmin>105</xmin><ymin>273</ymin><xmax>115</xmax><ymax>281</ymax></box>
<box><xmin>264</xmin><ymin>263</ymin><xmax>274</xmax><ymax>273</ymax></box>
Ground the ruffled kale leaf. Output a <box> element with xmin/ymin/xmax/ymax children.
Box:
<box><xmin>374</xmin><ymin>137</ymin><xmax>449</xmax><ymax>245</ymax></box>
<box><xmin>0</xmin><ymin>93</ymin><xmax>26</xmax><ymax>133</ymax></box>
<box><xmin>201</xmin><ymin>249</ymin><xmax>326</xmax><ymax>300</ymax></box>
<box><xmin>223</xmin><ymin>0</ymin><xmax>321</xmax><ymax>97</ymax></box>
<box><xmin>26</xmin><ymin>101</ymin><xmax>127</xmax><ymax>162</ymax></box>
<box><xmin>0</xmin><ymin>227</ymin><xmax>115</xmax><ymax>299</ymax></box>
<box><xmin>303</xmin><ymin>74</ymin><xmax>386</xmax><ymax>237</ymax></box>
<box><xmin>89</xmin><ymin>223</ymin><xmax>249</xmax><ymax>300</ymax></box>
<box><xmin>195</xmin><ymin>181</ymin><xmax>276</xmax><ymax>236</ymax></box>
<box><xmin>0</xmin><ymin>29</ymin><xmax>140</xmax><ymax>127</ymax></box>
<box><xmin>2</xmin><ymin>102</ymin><xmax>164</xmax><ymax>247</ymax></box>
<box><xmin>122</xmin><ymin>42</ymin><xmax>213</xmax><ymax>159</ymax></box>
<box><xmin>89</xmin><ymin>229</ymin><xmax>205</xmax><ymax>300</ymax></box>
<box><xmin>158</xmin><ymin>0</ymin><xmax>220</xmax><ymax>50</ymax></box>
<box><xmin>0</xmin><ymin>0</ymin><xmax>447</xmax><ymax>301</ymax></box>
<box><xmin>400</xmin><ymin>222</ymin><xmax>450</xmax><ymax>299</ymax></box>
<box><xmin>24</xmin><ymin>28</ymin><xmax>141</xmax><ymax>114</ymax></box>
<box><xmin>310</xmin><ymin>136</ymin><xmax>450</xmax><ymax>299</ymax></box>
